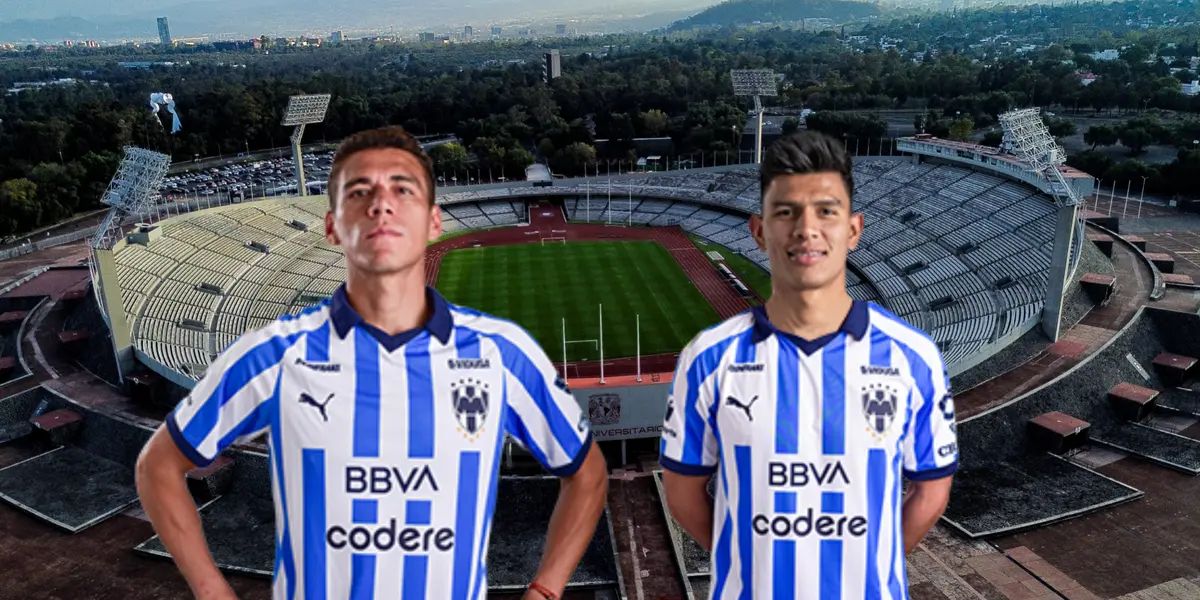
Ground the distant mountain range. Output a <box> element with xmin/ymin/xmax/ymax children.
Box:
<box><xmin>668</xmin><ymin>0</ymin><xmax>881</xmax><ymax>31</ymax></box>
<box><xmin>0</xmin><ymin>0</ymin><xmax>717</xmax><ymax>42</ymax></box>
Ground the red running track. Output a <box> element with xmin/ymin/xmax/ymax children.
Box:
<box><xmin>424</xmin><ymin>201</ymin><xmax>754</xmax><ymax>380</ymax></box>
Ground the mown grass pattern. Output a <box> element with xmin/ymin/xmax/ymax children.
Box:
<box><xmin>435</xmin><ymin>241</ymin><xmax>720</xmax><ymax>361</ymax></box>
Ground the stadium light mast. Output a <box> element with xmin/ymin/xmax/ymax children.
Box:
<box><xmin>89</xmin><ymin>147</ymin><xmax>172</xmax><ymax>383</ymax></box>
<box><xmin>282</xmin><ymin>93</ymin><xmax>332</xmax><ymax>197</ymax></box>
<box><xmin>998</xmin><ymin>107</ymin><xmax>1084</xmax><ymax>342</ymax></box>
<box><xmin>731</xmin><ymin>69</ymin><xmax>779</xmax><ymax>164</ymax></box>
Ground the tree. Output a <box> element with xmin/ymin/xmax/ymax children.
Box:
<box><xmin>1118</xmin><ymin>127</ymin><xmax>1153</xmax><ymax>155</ymax></box>
<box><xmin>1084</xmin><ymin>124</ymin><xmax>1119</xmax><ymax>149</ymax></box>
<box><xmin>981</xmin><ymin>131</ymin><xmax>1004</xmax><ymax>147</ymax></box>
<box><xmin>428</xmin><ymin>142</ymin><xmax>468</xmax><ymax>173</ymax></box>
<box><xmin>782</xmin><ymin>117</ymin><xmax>800</xmax><ymax>136</ymax></box>
<box><xmin>0</xmin><ymin>179</ymin><xmax>40</xmax><ymax>236</ymax></box>
<box><xmin>949</xmin><ymin>117</ymin><xmax>974</xmax><ymax>141</ymax></box>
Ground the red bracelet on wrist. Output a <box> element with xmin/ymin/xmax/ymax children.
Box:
<box><xmin>529</xmin><ymin>581</ymin><xmax>558</xmax><ymax>600</ymax></box>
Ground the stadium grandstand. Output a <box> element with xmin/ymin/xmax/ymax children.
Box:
<box><xmin>4</xmin><ymin>110</ymin><xmax>1200</xmax><ymax>600</ymax></box>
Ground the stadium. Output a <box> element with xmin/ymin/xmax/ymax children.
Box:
<box><xmin>0</xmin><ymin>103</ymin><xmax>1199</xmax><ymax>600</ymax></box>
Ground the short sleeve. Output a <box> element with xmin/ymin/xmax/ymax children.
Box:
<box><xmin>659</xmin><ymin>336</ymin><xmax>721</xmax><ymax>476</ymax></box>
<box><xmin>497</xmin><ymin>333</ymin><xmax>592</xmax><ymax>477</ymax></box>
<box><xmin>902</xmin><ymin>346</ymin><xmax>958</xmax><ymax>481</ymax></box>
<box><xmin>166</xmin><ymin>331</ymin><xmax>291</xmax><ymax>467</ymax></box>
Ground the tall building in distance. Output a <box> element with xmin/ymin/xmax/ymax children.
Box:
<box><xmin>555</xmin><ymin>23</ymin><xmax>567</xmax><ymax>36</ymax></box>
<box><xmin>157</xmin><ymin>17</ymin><xmax>172</xmax><ymax>45</ymax></box>
<box><xmin>490</xmin><ymin>26</ymin><xmax>502</xmax><ymax>36</ymax></box>
<box><xmin>331</xmin><ymin>31</ymin><xmax>343</xmax><ymax>43</ymax></box>
<box><xmin>464</xmin><ymin>25</ymin><xmax>473</xmax><ymax>36</ymax></box>
<box><xmin>542</xmin><ymin>50</ymin><xmax>561</xmax><ymax>82</ymax></box>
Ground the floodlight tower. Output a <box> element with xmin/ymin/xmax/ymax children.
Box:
<box><xmin>88</xmin><ymin>147</ymin><xmax>172</xmax><ymax>383</ymax></box>
<box><xmin>730</xmin><ymin>69</ymin><xmax>779</xmax><ymax>163</ymax></box>
<box><xmin>998</xmin><ymin>107</ymin><xmax>1084</xmax><ymax>342</ymax></box>
<box><xmin>281</xmin><ymin>93</ymin><xmax>332</xmax><ymax>197</ymax></box>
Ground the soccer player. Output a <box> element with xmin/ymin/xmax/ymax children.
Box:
<box><xmin>135</xmin><ymin>126</ymin><xmax>608</xmax><ymax>600</ymax></box>
<box><xmin>659</xmin><ymin>130</ymin><xmax>957</xmax><ymax>599</ymax></box>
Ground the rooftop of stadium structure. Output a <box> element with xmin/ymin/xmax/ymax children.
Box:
<box><xmin>1</xmin><ymin>145</ymin><xmax>1200</xmax><ymax>599</ymax></box>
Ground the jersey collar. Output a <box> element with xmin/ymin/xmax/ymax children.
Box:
<box><xmin>749</xmin><ymin>299</ymin><xmax>869</xmax><ymax>353</ymax></box>
<box><xmin>329</xmin><ymin>284</ymin><xmax>454</xmax><ymax>349</ymax></box>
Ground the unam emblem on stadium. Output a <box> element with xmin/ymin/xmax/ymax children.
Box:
<box><xmin>588</xmin><ymin>394</ymin><xmax>621</xmax><ymax>426</ymax></box>
<box><xmin>451</xmin><ymin>378</ymin><xmax>489</xmax><ymax>442</ymax></box>
<box><xmin>860</xmin><ymin>382</ymin><xmax>900</xmax><ymax>442</ymax></box>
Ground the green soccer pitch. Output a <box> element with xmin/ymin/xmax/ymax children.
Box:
<box><xmin>435</xmin><ymin>240</ymin><xmax>720</xmax><ymax>361</ymax></box>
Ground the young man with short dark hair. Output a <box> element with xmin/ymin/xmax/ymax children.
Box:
<box><xmin>660</xmin><ymin>130</ymin><xmax>957</xmax><ymax>598</ymax></box>
<box><xmin>137</xmin><ymin>125</ymin><xmax>608</xmax><ymax>600</ymax></box>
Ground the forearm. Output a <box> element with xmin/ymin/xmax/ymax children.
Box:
<box><xmin>137</xmin><ymin>461</ymin><xmax>232</xmax><ymax>599</ymax></box>
<box><xmin>670</xmin><ymin>493</ymin><xmax>715</xmax><ymax>550</ymax></box>
<box><xmin>531</xmin><ymin>471</ymin><xmax>608</xmax><ymax>593</ymax></box>
<box><xmin>901</xmin><ymin>485</ymin><xmax>948</xmax><ymax>554</ymax></box>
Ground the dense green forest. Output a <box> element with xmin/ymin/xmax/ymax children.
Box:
<box><xmin>2</xmin><ymin>0</ymin><xmax>1200</xmax><ymax>236</ymax></box>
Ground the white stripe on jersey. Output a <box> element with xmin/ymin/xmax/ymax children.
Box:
<box><xmin>660</xmin><ymin>302</ymin><xmax>957</xmax><ymax>600</ymax></box>
<box><xmin>166</xmin><ymin>287</ymin><xmax>592</xmax><ymax>600</ymax></box>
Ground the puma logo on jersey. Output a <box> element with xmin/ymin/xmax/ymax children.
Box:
<box><xmin>300</xmin><ymin>392</ymin><xmax>336</xmax><ymax>422</ymax></box>
<box><xmin>726</xmin><ymin>395</ymin><xmax>758</xmax><ymax>421</ymax></box>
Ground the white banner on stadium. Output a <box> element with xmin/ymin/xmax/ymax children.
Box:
<box><xmin>572</xmin><ymin>384</ymin><xmax>671</xmax><ymax>441</ymax></box>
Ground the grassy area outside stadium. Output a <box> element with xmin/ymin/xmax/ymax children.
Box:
<box><xmin>435</xmin><ymin>240</ymin><xmax>720</xmax><ymax>361</ymax></box>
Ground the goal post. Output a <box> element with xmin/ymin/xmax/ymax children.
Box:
<box><xmin>541</xmin><ymin>236</ymin><xmax>567</xmax><ymax>245</ymax></box>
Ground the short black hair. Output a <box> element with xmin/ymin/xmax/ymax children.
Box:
<box><xmin>329</xmin><ymin>126</ymin><xmax>436</xmax><ymax>207</ymax></box>
<box><xmin>759</xmin><ymin>130</ymin><xmax>855</xmax><ymax>210</ymax></box>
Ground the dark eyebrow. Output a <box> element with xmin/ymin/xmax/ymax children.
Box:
<box><xmin>342</xmin><ymin>173</ymin><xmax>420</xmax><ymax>192</ymax></box>
<box><xmin>769</xmin><ymin>198</ymin><xmax>845</xmax><ymax>209</ymax></box>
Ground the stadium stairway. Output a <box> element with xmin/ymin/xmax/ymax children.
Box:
<box><xmin>1089</xmin><ymin>381</ymin><xmax>1200</xmax><ymax>475</ymax></box>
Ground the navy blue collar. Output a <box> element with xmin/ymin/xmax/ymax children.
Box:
<box><xmin>750</xmin><ymin>299</ymin><xmax>869</xmax><ymax>353</ymax></box>
<box><xmin>330</xmin><ymin>285</ymin><xmax>453</xmax><ymax>350</ymax></box>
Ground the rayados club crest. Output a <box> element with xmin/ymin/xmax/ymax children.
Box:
<box><xmin>861</xmin><ymin>382</ymin><xmax>900</xmax><ymax>442</ymax></box>
<box><xmin>451</xmin><ymin>378</ymin><xmax>489</xmax><ymax>441</ymax></box>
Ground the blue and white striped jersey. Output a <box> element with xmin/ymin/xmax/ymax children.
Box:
<box><xmin>167</xmin><ymin>286</ymin><xmax>593</xmax><ymax>600</ymax></box>
<box><xmin>660</xmin><ymin>301</ymin><xmax>958</xmax><ymax>600</ymax></box>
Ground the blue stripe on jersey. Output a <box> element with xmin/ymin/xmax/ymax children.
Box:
<box><xmin>452</xmin><ymin>451</ymin><xmax>481</xmax><ymax>600</ymax></box>
<box><xmin>216</xmin><ymin>400</ymin><xmax>271</xmax><ymax>452</ymax></box>
<box><xmin>773</xmin><ymin>491</ymin><xmax>796</xmax><ymax>513</ymax></box>
<box><xmin>820</xmin><ymin>491</ymin><xmax>844</xmax><ymax>600</ymax></box>
<box><xmin>773</xmin><ymin>539</ymin><xmax>795</xmax><ymax>599</ymax></box>
<box><xmin>406</xmin><ymin>500</ymin><xmax>432</xmax><ymax>525</ymax></box>
<box><xmin>822</xmin><ymin>336</ymin><xmax>847</xmax><ymax>456</ymax></box>
<box><xmin>772</xmin><ymin>491</ymin><xmax>796</xmax><ymax>600</ymax></box>
<box><xmin>353</xmin><ymin>329</ymin><xmax>382</xmax><ymax>458</ymax></box>
<box><xmin>181</xmin><ymin>332</ymin><xmax>304</xmax><ymax>448</ymax></box>
<box><xmin>713</xmin><ymin>508</ymin><xmax>734</xmax><ymax>598</ymax></box>
<box><xmin>456</xmin><ymin>328</ymin><xmax>480</xmax><ymax>359</ymax></box>
<box><xmin>351</xmin><ymin>556</ymin><xmax>377</xmax><ymax>600</ymax></box>
<box><xmin>491</xmin><ymin>336</ymin><xmax>581</xmax><ymax>460</ymax></box>
<box><xmin>402</xmin><ymin>500</ymin><xmax>430</xmax><ymax>600</ymax></box>
<box><xmin>352</xmin><ymin>499</ymin><xmax>377</xmax><ymax>523</ymax></box>
<box><xmin>307</xmin><ymin>321</ymin><xmax>330</xmax><ymax>362</ymax></box>
<box><xmin>821</xmin><ymin>491</ymin><xmax>844</xmax><ymax>513</ymax></box>
<box><xmin>887</xmin><ymin>451</ymin><xmax>904</xmax><ymax>600</ymax></box>
<box><xmin>901</xmin><ymin>345</ymin><xmax>936</xmax><ymax>470</ymax></box>
<box><xmin>302</xmin><ymin>448</ymin><xmax>326</xmax><ymax>600</ymax></box>
<box><xmin>504</xmin><ymin>404</ymin><xmax>551</xmax><ymax>466</ymax></box>
<box><xmin>865</xmin><ymin>449</ymin><xmax>886</xmax><ymax>600</ymax></box>
<box><xmin>736</xmin><ymin>330</ymin><xmax>756</xmax><ymax>363</ymax></box>
<box><xmin>351</xmin><ymin>498</ymin><xmax>378</xmax><ymax>600</ymax></box>
<box><xmin>682</xmin><ymin>339</ymin><xmax>738</xmax><ymax>466</ymax></box>
<box><xmin>775</xmin><ymin>339</ymin><xmax>799</xmax><ymax>455</ymax></box>
<box><xmin>472</xmin><ymin>390</ymin><xmax>507</xmax><ymax>600</ymax></box>
<box><xmin>269</xmin><ymin>370</ymin><xmax>296</xmax><ymax>600</ymax></box>
<box><xmin>405</xmin><ymin>334</ymin><xmax>435</xmax><ymax>459</ymax></box>
<box><xmin>735</xmin><ymin>445</ymin><xmax>753</xmax><ymax>600</ymax></box>
<box><xmin>869</xmin><ymin>327</ymin><xmax>891</xmax><ymax>366</ymax></box>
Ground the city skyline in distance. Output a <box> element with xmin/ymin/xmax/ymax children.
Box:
<box><xmin>1</xmin><ymin>0</ymin><xmax>722</xmax><ymax>42</ymax></box>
